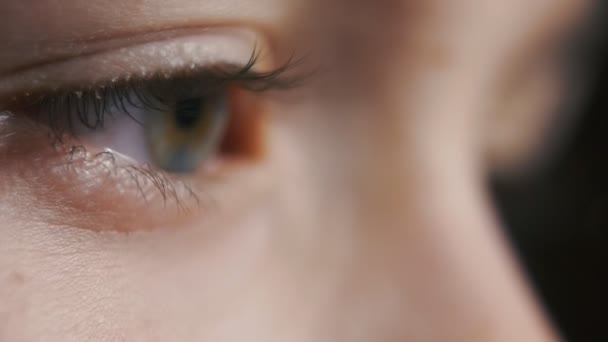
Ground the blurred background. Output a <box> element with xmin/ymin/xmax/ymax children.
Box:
<box><xmin>492</xmin><ymin>3</ymin><xmax>608</xmax><ymax>340</ymax></box>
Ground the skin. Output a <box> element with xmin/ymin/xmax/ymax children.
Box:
<box><xmin>0</xmin><ymin>0</ymin><xmax>592</xmax><ymax>341</ymax></box>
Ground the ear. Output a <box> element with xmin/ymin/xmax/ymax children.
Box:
<box><xmin>483</xmin><ymin>58</ymin><xmax>565</xmax><ymax>174</ymax></box>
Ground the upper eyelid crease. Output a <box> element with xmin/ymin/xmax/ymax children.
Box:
<box><xmin>1</xmin><ymin>45</ymin><xmax>309</xmax><ymax>104</ymax></box>
<box><xmin>14</xmin><ymin>48</ymin><xmax>306</xmax><ymax>103</ymax></box>
<box><xmin>1</xmin><ymin>25</ymin><xmax>277</xmax><ymax>78</ymax></box>
<box><xmin>0</xmin><ymin>29</ymin><xmax>276</xmax><ymax>98</ymax></box>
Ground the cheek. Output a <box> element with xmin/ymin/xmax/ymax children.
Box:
<box><xmin>0</xmin><ymin>101</ymin><xmax>359</xmax><ymax>341</ymax></box>
<box><xmin>0</xmin><ymin>207</ymin><xmax>284</xmax><ymax>340</ymax></box>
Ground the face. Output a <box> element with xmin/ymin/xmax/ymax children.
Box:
<box><xmin>0</xmin><ymin>0</ymin><xmax>592</xmax><ymax>341</ymax></box>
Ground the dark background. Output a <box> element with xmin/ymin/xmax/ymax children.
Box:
<box><xmin>492</xmin><ymin>4</ymin><xmax>608</xmax><ymax>340</ymax></box>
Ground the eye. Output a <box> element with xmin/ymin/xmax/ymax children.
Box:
<box><xmin>68</xmin><ymin>82</ymin><xmax>232</xmax><ymax>174</ymax></box>
<box><xmin>9</xmin><ymin>56</ymin><xmax>302</xmax><ymax>175</ymax></box>
<box><xmin>0</xmin><ymin>42</ymin><xmax>309</xmax><ymax>230</ymax></box>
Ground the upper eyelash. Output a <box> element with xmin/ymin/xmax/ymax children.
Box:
<box><xmin>9</xmin><ymin>50</ymin><xmax>309</xmax><ymax>135</ymax></box>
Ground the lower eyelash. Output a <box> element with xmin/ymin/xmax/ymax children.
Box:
<box><xmin>0</xmin><ymin>109</ymin><xmax>214</xmax><ymax>232</ymax></box>
<box><xmin>55</xmin><ymin>143</ymin><xmax>202</xmax><ymax>212</ymax></box>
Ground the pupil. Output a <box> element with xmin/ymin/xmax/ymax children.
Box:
<box><xmin>174</xmin><ymin>98</ymin><xmax>203</xmax><ymax>129</ymax></box>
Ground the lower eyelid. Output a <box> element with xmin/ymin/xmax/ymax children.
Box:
<box><xmin>0</xmin><ymin>127</ymin><xmax>201</xmax><ymax>231</ymax></box>
<box><xmin>1</xmin><ymin>133</ymin><xmax>243</xmax><ymax>232</ymax></box>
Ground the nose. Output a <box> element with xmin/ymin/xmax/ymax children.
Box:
<box><xmin>299</xmin><ymin>0</ymin><xmax>590</xmax><ymax>339</ymax></box>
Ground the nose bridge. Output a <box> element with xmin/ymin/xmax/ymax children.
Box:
<box><xmin>310</xmin><ymin>2</ymin><xmax>565</xmax><ymax>340</ymax></box>
<box><xmin>342</xmin><ymin>81</ymin><xmax>558</xmax><ymax>342</ymax></box>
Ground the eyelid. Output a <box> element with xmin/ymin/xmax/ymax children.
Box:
<box><xmin>2</xmin><ymin>25</ymin><xmax>278</xmax><ymax>75</ymax></box>
<box><xmin>0</xmin><ymin>27</ymin><xmax>272</xmax><ymax>99</ymax></box>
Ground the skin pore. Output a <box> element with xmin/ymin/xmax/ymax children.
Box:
<box><xmin>0</xmin><ymin>0</ymin><xmax>591</xmax><ymax>341</ymax></box>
